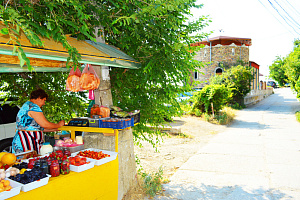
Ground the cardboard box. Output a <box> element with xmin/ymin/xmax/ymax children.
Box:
<box><xmin>54</xmin><ymin>133</ymin><xmax>71</xmax><ymax>140</ymax></box>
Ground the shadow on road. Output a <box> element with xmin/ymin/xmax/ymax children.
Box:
<box><xmin>229</xmin><ymin>119</ymin><xmax>270</xmax><ymax>130</ymax></box>
<box><xmin>160</xmin><ymin>183</ymin><xmax>291</xmax><ymax>200</ymax></box>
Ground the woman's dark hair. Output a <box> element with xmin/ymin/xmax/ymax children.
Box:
<box><xmin>30</xmin><ymin>89</ymin><xmax>49</xmax><ymax>100</ymax></box>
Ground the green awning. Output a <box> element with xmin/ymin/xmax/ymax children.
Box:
<box><xmin>0</xmin><ymin>63</ymin><xmax>71</xmax><ymax>73</ymax></box>
<box><xmin>0</xmin><ymin>24</ymin><xmax>141</xmax><ymax>73</ymax></box>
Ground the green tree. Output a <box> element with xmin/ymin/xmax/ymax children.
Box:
<box><xmin>269</xmin><ymin>56</ymin><xmax>288</xmax><ymax>87</ymax></box>
<box><xmin>192</xmin><ymin>84</ymin><xmax>232</xmax><ymax>114</ymax></box>
<box><xmin>0</xmin><ymin>72</ymin><xmax>88</xmax><ymax>123</ymax></box>
<box><xmin>210</xmin><ymin>65</ymin><xmax>254</xmax><ymax>105</ymax></box>
<box><xmin>285</xmin><ymin>39</ymin><xmax>300</xmax><ymax>97</ymax></box>
<box><xmin>0</xmin><ymin>0</ymin><xmax>96</xmax><ymax>70</ymax></box>
<box><xmin>0</xmin><ymin>0</ymin><xmax>211</xmax><ymax>145</ymax></box>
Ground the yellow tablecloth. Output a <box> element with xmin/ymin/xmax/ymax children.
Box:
<box><xmin>10</xmin><ymin>158</ymin><xmax>118</xmax><ymax>200</ymax></box>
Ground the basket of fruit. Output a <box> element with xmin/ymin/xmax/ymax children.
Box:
<box><xmin>69</xmin><ymin>156</ymin><xmax>95</xmax><ymax>172</ymax></box>
<box><xmin>72</xmin><ymin>148</ymin><xmax>118</xmax><ymax>166</ymax></box>
<box><xmin>0</xmin><ymin>179</ymin><xmax>22</xmax><ymax>200</ymax></box>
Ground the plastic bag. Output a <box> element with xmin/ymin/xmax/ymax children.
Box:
<box><xmin>79</xmin><ymin>64</ymin><xmax>100</xmax><ymax>90</ymax></box>
<box><xmin>66</xmin><ymin>66</ymin><xmax>82</xmax><ymax>92</ymax></box>
<box><xmin>100</xmin><ymin>106</ymin><xmax>110</xmax><ymax>118</ymax></box>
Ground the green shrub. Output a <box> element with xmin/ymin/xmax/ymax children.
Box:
<box><xmin>296</xmin><ymin>111</ymin><xmax>300</xmax><ymax>122</ymax></box>
<box><xmin>210</xmin><ymin>65</ymin><xmax>254</xmax><ymax>106</ymax></box>
<box><xmin>139</xmin><ymin>167</ymin><xmax>164</xmax><ymax>197</ymax></box>
<box><xmin>192</xmin><ymin>84</ymin><xmax>232</xmax><ymax>115</ymax></box>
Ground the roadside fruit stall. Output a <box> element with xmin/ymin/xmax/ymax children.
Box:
<box><xmin>1</xmin><ymin>127</ymin><xmax>120</xmax><ymax>200</ymax></box>
<box><xmin>0</xmin><ymin>25</ymin><xmax>141</xmax><ymax>200</ymax></box>
<box><xmin>0</xmin><ymin>109</ymin><xmax>139</xmax><ymax>200</ymax></box>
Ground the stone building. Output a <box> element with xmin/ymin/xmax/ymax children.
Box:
<box><xmin>190</xmin><ymin>36</ymin><xmax>259</xmax><ymax>89</ymax></box>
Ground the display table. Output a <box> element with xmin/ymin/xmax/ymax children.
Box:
<box><xmin>9</xmin><ymin>158</ymin><xmax>118</xmax><ymax>200</ymax></box>
<box><xmin>58</xmin><ymin>126</ymin><xmax>119</xmax><ymax>152</ymax></box>
<box><xmin>9</xmin><ymin>126</ymin><xmax>120</xmax><ymax>200</ymax></box>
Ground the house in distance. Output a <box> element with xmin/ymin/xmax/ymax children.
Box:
<box><xmin>190</xmin><ymin>36</ymin><xmax>260</xmax><ymax>90</ymax></box>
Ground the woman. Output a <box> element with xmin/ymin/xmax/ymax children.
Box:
<box><xmin>12</xmin><ymin>89</ymin><xmax>65</xmax><ymax>154</ymax></box>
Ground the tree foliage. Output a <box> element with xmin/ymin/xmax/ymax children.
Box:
<box><xmin>210</xmin><ymin>65</ymin><xmax>254</xmax><ymax>105</ymax></box>
<box><xmin>0</xmin><ymin>0</ymin><xmax>96</xmax><ymax>70</ymax></box>
<box><xmin>0</xmin><ymin>0</ymin><xmax>210</xmax><ymax>144</ymax></box>
<box><xmin>0</xmin><ymin>72</ymin><xmax>88</xmax><ymax>123</ymax></box>
<box><xmin>284</xmin><ymin>39</ymin><xmax>300</xmax><ymax>97</ymax></box>
<box><xmin>192</xmin><ymin>84</ymin><xmax>231</xmax><ymax>115</ymax></box>
<box><xmin>269</xmin><ymin>56</ymin><xmax>288</xmax><ymax>87</ymax></box>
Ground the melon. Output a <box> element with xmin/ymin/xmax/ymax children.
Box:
<box><xmin>1</xmin><ymin>153</ymin><xmax>16</xmax><ymax>166</ymax></box>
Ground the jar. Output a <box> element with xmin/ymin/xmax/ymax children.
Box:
<box><xmin>60</xmin><ymin>159</ymin><xmax>70</xmax><ymax>175</ymax></box>
<box><xmin>28</xmin><ymin>159</ymin><xmax>35</xmax><ymax>169</ymax></box>
<box><xmin>33</xmin><ymin>160</ymin><xmax>41</xmax><ymax>169</ymax></box>
<box><xmin>40</xmin><ymin>160</ymin><xmax>49</xmax><ymax>174</ymax></box>
<box><xmin>40</xmin><ymin>142</ymin><xmax>53</xmax><ymax>156</ymax></box>
<box><xmin>55</xmin><ymin>150</ymin><xmax>64</xmax><ymax>158</ymax></box>
<box><xmin>63</xmin><ymin>148</ymin><xmax>71</xmax><ymax>157</ymax></box>
<box><xmin>50</xmin><ymin>160</ymin><xmax>60</xmax><ymax>177</ymax></box>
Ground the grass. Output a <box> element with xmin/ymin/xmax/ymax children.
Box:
<box><xmin>296</xmin><ymin>111</ymin><xmax>300</xmax><ymax>122</ymax></box>
<box><xmin>139</xmin><ymin>167</ymin><xmax>164</xmax><ymax>197</ymax></box>
<box><xmin>201</xmin><ymin>106</ymin><xmax>236</xmax><ymax>125</ymax></box>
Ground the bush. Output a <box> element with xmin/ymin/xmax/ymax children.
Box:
<box><xmin>192</xmin><ymin>84</ymin><xmax>232</xmax><ymax>115</ymax></box>
<box><xmin>296</xmin><ymin>111</ymin><xmax>300</xmax><ymax>122</ymax></box>
<box><xmin>139</xmin><ymin>167</ymin><xmax>164</xmax><ymax>197</ymax></box>
<box><xmin>210</xmin><ymin>65</ymin><xmax>254</xmax><ymax>106</ymax></box>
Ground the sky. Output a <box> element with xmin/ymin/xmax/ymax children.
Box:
<box><xmin>191</xmin><ymin>0</ymin><xmax>300</xmax><ymax>81</ymax></box>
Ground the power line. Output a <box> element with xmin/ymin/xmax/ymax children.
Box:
<box><xmin>266</xmin><ymin>0</ymin><xmax>300</xmax><ymax>35</ymax></box>
<box><xmin>285</xmin><ymin>0</ymin><xmax>300</xmax><ymax>16</ymax></box>
<box><xmin>283</xmin><ymin>0</ymin><xmax>300</xmax><ymax>18</ymax></box>
<box><xmin>273</xmin><ymin>0</ymin><xmax>300</xmax><ymax>30</ymax></box>
<box><xmin>257</xmin><ymin>0</ymin><xmax>297</xmax><ymax>36</ymax></box>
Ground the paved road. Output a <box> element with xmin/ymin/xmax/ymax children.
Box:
<box><xmin>159</xmin><ymin>88</ymin><xmax>300</xmax><ymax>200</ymax></box>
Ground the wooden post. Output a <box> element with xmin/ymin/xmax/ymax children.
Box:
<box><xmin>211</xmin><ymin>102</ymin><xmax>214</xmax><ymax>117</ymax></box>
<box><xmin>93</xmin><ymin>26</ymin><xmax>113</xmax><ymax>107</ymax></box>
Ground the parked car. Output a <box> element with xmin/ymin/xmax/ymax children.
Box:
<box><xmin>267</xmin><ymin>81</ymin><xmax>277</xmax><ymax>88</ymax></box>
<box><xmin>0</xmin><ymin>99</ymin><xmax>19</xmax><ymax>152</ymax></box>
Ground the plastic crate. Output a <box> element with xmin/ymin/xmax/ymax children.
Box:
<box><xmin>132</xmin><ymin>112</ymin><xmax>140</xmax><ymax>124</ymax></box>
<box><xmin>124</xmin><ymin>117</ymin><xmax>134</xmax><ymax>128</ymax></box>
<box><xmin>99</xmin><ymin>117</ymin><xmax>134</xmax><ymax>129</ymax></box>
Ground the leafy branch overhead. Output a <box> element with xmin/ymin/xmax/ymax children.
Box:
<box><xmin>0</xmin><ymin>0</ymin><xmax>211</xmax><ymax>147</ymax></box>
<box><xmin>0</xmin><ymin>0</ymin><xmax>96</xmax><ymax>70</ymax></box>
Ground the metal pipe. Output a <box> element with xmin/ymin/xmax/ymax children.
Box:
<box><xmin>207</xmin><ymin>37</ymin><xmax>212</xmax><ymax>63</ymax></box>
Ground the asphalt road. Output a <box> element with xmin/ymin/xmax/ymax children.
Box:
<box><xmin>158</xmin><ymin>87</ymin><xmax>300</xmax><ymax>200</ymax></box>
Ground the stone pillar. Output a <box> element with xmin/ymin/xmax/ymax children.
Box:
<box><xmin>93</xmin><ymin>65</ymin><xmax>113</xmax><ymax>108</ymax></box>
<box><xmin>83</xmin><ymin>129</ymin><xmax>137</xmax><ymax>200</ymax></box>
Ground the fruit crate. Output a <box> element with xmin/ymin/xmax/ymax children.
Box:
<box><xmin>9</xmin><ymin>174</ymin><xmax>51</xmax><ymax>192</ymax></box>
<box><xmin>131</xmin><ymin>112</ymin><xmax>140</xmax><ymax>124</ymax></box>
<box><xmin>69</xmin><ymin>158</ymin><xmax>95</xmax><ymax>173</ymax></box>
<box><xmin>71</xmin><ymin>148</ymin><xmax>118</xmax><ymax>166</ymax></box>
<box><xmin>0</xmin><ymin>179</ymin><xmax>22</xmax><ymax>199</ymax></box>
<box><xmin>99</xmin><ymin>117</ymin><xmax>134</xmax><ymax>129</ymax></box>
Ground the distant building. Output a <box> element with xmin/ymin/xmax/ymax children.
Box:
<box><xmin>190</xmin><ymin>36</ymin><xmax>259</xmax><ymax>90</ymax></box>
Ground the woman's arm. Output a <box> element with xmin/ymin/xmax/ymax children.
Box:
<box><xmin>43</xmin><ymin>128</ymin><xmax>59</xmax><ymax>132</ymax></box>
<box><xmin>28</xmin><ymin>111</ymin><xmax>65</xmax><ymax>129</ymax></box>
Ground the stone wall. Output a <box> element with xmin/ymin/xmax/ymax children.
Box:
<box><xmin>193</xmin><ymin>44</ymin><xmax>250</xmax><ymax>88</ymax></box>
<box><xmin>83</xmin><ymin>129</ymin><xmax>137</xmax><ymax>200</ymax></box>
<box><xmin>244</xmin><ymin>88</ymin><xmax>273</xmax><ymax>106</ymax></box>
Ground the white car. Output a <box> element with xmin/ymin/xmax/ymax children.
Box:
<box><xmin>0</xmin><ymin>100</ymin><xmax>19</xmax><ymax>152</ymax></box>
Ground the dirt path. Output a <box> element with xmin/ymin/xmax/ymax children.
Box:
<box><xmin>125</xmin><ymin>116</ymin><xmax>228</xmax><ymax>199</ymax></box>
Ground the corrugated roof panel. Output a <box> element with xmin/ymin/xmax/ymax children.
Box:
<box><xmin>0</xmin><ymin>24</ymin><xmax>141</xmax><ymax>71</ymax></box>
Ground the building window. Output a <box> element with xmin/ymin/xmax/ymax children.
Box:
<box><xmin>204</xmin><ymin>50</ymin><xmax>207</xmax><ymax>57</ymax></box>
<box><xmin>194</xmin><ymin>72</ymin><xmax>198</xmax><ymax>79</ymax></box>
<box><xmin>215</xmin><ymin>68</ymin><xmax>223</xmax><ymax>75</ymax></box>
<box><xmin>232</xmin><ymin>48</ymin><xmax>235</xmax><ymax>56</ymax></box>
